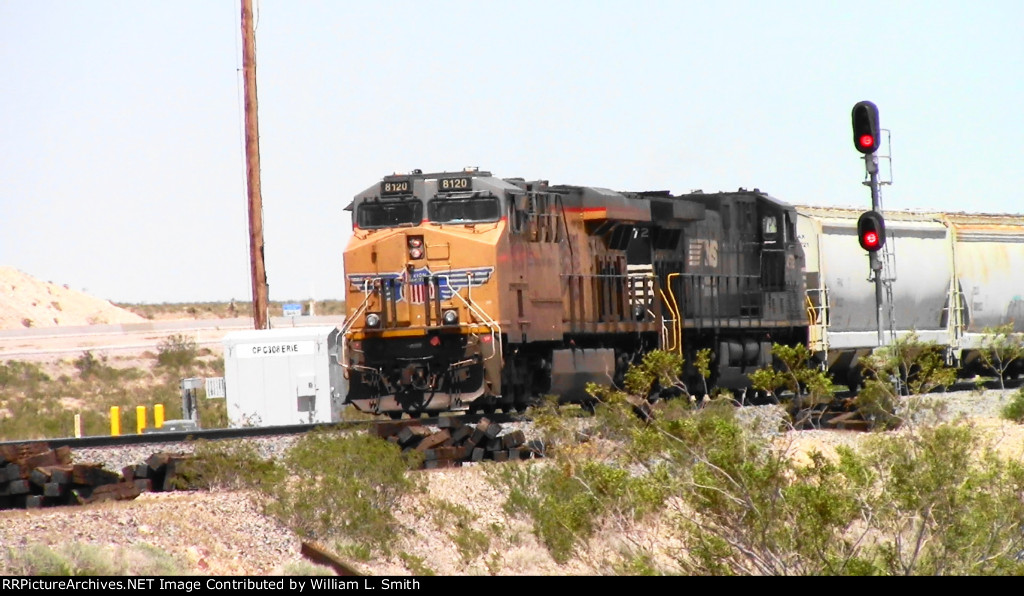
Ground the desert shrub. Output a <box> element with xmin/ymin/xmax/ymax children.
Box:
<box><xmin>495</xmin><ymin>348</ymin><xmax>1024</xmax><ymax>575</ymax></box>
<box><xmin>614</xmin><ymin>552</ymin><xmax>663</xmax><ymax>576</ymax></box>
<box><xmin>72</xmin><ymin>351</ymin><xmax>143</xmax><ymax>383</ymax></box>
<box><xmin>748</xmin><ymin>343</ymin><xmax>835</xmax><ymax>407</ymax></box>
<box><xmin>1001</xmin><ymin>387</ymin><xmax>1024</xmax><ymax>423</ymax></box>
<box><xmin>1</xmin><ymin>544</ymin><xmax>72</xmax><ymax>575</ymax></box>
<box><xmin>978</xmin><ymin>323</ymin><xmax>1024</xmax><ymax>392</ymax></box>
<box><xmin>855</xmin><ymin>333</ymin><xmax>957</xmax><ymax>429</ymax></box>
<box><xmin>622</xmin><ymin>349</ymin><xmax>688</xmax><ymax>397</ymax></box>
<box><xmin>658</xmin><ymin>401</ymin><xmax>868</xmax><ymax>575</ymax></box>
<box><xmin>429</xmin><ymin>499</ymin><xmax>492</xmax><ymax>564</ymax></box>
<box><xmin>0</xmin><ymin>360</ymin><xmax>51</xmax><ymax>390</ymax></box>
<box><xmin>849</xmin><ymin>425</ymin><xmax>1024</xmax><ymax>575</ymax></box>
<box><xmin>259</xmin><ymin>430</ymin><xmax>422</xmax><ymax>552</ymax></box>
<box><xmin>658</xmin><ymin>402</ymin><xmax>1024</xmax><ymax>575</ymax></box>
<box><xmin>0</xmin><ymin>543</ymin><xmax>184</xmax><ymax>576</ymax></box>
<box><xmin>398</xmin><ymin>552</ymin><xmax>436</xmax><ymax>576</ymax></box>
<box><xmin>58</xmin><ymin>543</ymin><xmax>118</xmax><ymax>575</ymax></box>
<box><xmin>156</xmin><ymin>334</ymin><xmax>198</xmax><ymax>369</ymax></box>
<box><xmin>172</xmin><ymin>439</ymin><xmax>283</xmax><ymax>490</ymax></box>
<box><xmin>197</xmin><ymin>393</ymin><xmax>228</xmax><ymax>429</ymax></box>
<box><xmin>491</xmin><ymin>453</ymin><xmax>671</xmax><ymax>564</ymax></box>
<box><xmin>117</xmin><ymin>544</ymin><xmax>186</xmax><ymax>576</ymax></box>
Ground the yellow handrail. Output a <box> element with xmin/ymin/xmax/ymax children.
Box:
<box><xmin>665</xmin><ymin>272</ymin><xmax>683</xmax><ymax>355</ymax></box>
<box><xmin>658</xmin><ymin>288</ymin><xmax>677</xmax><ymax>352</ymax></box>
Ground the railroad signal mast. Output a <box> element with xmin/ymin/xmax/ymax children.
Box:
<box><xmin>852</xmin><ymin>100</ymin><xmax>887</xmax><ymax>346</ymax></box>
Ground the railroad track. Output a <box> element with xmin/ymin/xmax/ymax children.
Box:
<box><xmin>0</xmin><ymin>412</ymin><xmax>525</xmax><ymax>451</ymax></box>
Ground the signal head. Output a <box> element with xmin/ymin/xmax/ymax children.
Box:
<box><xmin>851</xmin><ymin>101</ymin><xmax>881</xmax><ymax>154</ymax></box>
<box><xmin>857</xmin><ymin>210</ymin><xmax>886</xmax><ymax>252</ymax></box>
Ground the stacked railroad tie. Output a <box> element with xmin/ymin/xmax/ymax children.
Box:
<box><xmin>0</xmin><ymin>419</ymin><xmax>543</xmax><ymax>510</ymax></box>
<box><xmin>373</xmin><ymin>417</ymin><xmax>545</xmax><ymax>469</ymax></box>
<box><xmin>0</xmin><ymin>443</ymin><xmax>136</xmax><ymax>509</ymax></box>
<box><xmin>0</xmin><ymin>443</ymin><xmax>192</xmax><ymax>511</ymax></box>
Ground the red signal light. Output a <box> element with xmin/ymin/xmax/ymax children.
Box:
<box><xmin>852</xmin><ymin>101</ymin><xmax>881</xmax><ymax>155</ymax></box>
<box><xmin>857</xmin><ymin>211</ymin><xmax>886</xmax><ymax>252</ymax></box>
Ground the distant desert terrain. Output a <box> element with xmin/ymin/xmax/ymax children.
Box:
<box><xmin>0</xmin><ymin>267</ymin><xmax>147</xmax><ymax>330</ymax></box>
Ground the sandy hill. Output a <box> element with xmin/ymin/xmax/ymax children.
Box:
<box><xmin>0</xmin><ymin>267</ymin><xmax>147</xmax><ymax>330</ymax></box>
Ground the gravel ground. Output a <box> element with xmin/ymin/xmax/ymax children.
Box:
<box><xmin>2</xmin><ymin>388</ymin><xmax>1022</xmax><ymax>576</ymax></box>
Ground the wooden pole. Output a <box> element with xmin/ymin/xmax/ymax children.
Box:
<box><xmin>242</xmin><ymin>0</ymin><xmax>269</xmax><ymax>330</ymax></box>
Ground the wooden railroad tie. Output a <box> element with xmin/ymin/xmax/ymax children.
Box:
<box><xmin>375</xmin><ymin>417</ymin><xmax>543</xmax><ymax>468</ymax></box>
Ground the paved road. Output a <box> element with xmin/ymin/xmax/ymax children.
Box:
<box><xmin>0</xmin><ymin>316</ymin><xmax>348</xmax><ymax>360</ymax></box>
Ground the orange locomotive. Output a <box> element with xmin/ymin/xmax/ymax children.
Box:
<box><xmin>341</xmin><ymin>168</ymin><xmax>808</xmax><ymax>418</ymax></box>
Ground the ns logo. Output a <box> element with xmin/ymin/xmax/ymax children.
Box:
<box><xmin>687</xmin><ymin>238</ymin><xmax>719</xmax><ymax>268</ymax></box>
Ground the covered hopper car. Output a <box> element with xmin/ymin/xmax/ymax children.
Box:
<box><xmin>797</xmin><ymin>206</ymin><xmax>1024</xmax><ymax>388</ymax></box>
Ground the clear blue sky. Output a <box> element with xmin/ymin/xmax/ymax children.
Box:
<box><xmin>1</xmin><ymin>1</ymin><xmax>1020</xmax><ymax>303</ymax></box>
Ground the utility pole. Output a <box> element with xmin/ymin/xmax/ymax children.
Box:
<box><xmin>242</xmin><ymin>0</ymin><xmax>269</xmax><ymax>330</ymax></box>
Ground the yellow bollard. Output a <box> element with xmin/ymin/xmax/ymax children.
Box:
<box><xmin>110</xmin><ymin>406</ymin><xmax>121</xmax><ymax>436</ymax></box>
<box><xmin>136</xmin><ymin>405</ymin><xmax>147</xmax><ymax>434</ymax></box>
<box><xmin>154</xmin><ymin>404</ymin><xmax>165</xmax><ymax>429</ymax></box>
<box><xmin>74</xmin><ymin>414</ymin><xmax>82</xmax><ymax>438</ymax></box>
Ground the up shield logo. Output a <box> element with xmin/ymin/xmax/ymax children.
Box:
<box><xmin>347</xmin><ymin>266</ymin><xmax>494</xmax><ymax>304</ymax></box>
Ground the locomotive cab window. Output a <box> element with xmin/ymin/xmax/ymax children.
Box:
<box><xmin>428</xmin><ymin>195</ymin><xmax>501</xmax><ymax>224</ymax></box>
<box><xmin>357</xmin><ymin>200</ymin><xmax>423</xmax><ymax>229</ymax></box>
<box><xmin>761</xmin><ymin>215</ymin><xmax>779</xmax><ymax>241</ymax></box>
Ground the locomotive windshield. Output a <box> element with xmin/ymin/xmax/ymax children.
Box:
<box><xmin>356</xmin><ymin>200</ymin><xmax>423</xmax><ymax>228</ymax></box>
<box><xmin>428</xmin><ymin>196</ymin><xmax>501</xmax><ymax>224</ymax></box>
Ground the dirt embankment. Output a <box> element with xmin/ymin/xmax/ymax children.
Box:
<box><xmin>0</xmin><ymin>267</ymin><xmax>147</xmax><ymax>330</ymax></box>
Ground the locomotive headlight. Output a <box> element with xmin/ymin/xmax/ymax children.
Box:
<box><xmin>409</xmin><ymin>247</ymin><xmax>424</xmax><ymax>259</ymax></box>
<box><xmin>442</xmin><ymin>309</ymin><xmax>459</xmax><ymax>326</ymax></box>
<box><xmin>365</xmin><ymin>312</ymin><xmax>381</xmax><ymax>328</ymax></box>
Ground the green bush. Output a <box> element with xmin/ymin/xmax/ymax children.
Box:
<box><xmin>173</xmin><ymin>439</ymin><xmax>283</xmax><ymax>490</ymax></box>
<box><xmin>429</xmin><ymin>499</ymin><xmax>492</xmax><ymax>564</ymax></box>
<box><xmin>259</xmin><ymin>430</ymin><xmax>423</xmax><ymax>552</ymax></box>
<box><xmin>491</xmin><ymin>453</ymin><xmax>671</xmax><ymax>564</ymax></box>
<box><xmin>0</xmin><ymin>543</ymin><xmax>184</xmax><ymax>576</ymax></box>
<box><xmin>854</xmin><ymin>333</ymin><xmax>958</xmax><ymax>429</ymax></box>
<box><xmin>157</xmin><ymin>334</ymin><xmax>198</xmax><ymax>369</ymax></box>
<box><xmin>1001</xmin><ymin>387</ymin><xmax>1024</xmax><ymax>423</ymax></box>
<box><xmin>0</xmin><ymin>360</ymin><xmax>51</xmax><ymax>390</ymax></box>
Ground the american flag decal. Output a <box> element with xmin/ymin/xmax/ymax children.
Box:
<box><xmin>407</xmin><ymin>279</ymin><xmax>435</xmax><ymax>305</ymax></box>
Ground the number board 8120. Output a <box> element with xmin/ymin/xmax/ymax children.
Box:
<box><xmin>437</xmin><ymin>177</ymin><xmax>471</xmax><ymax>192</ymax></box>
<box><xmin>380</xmin><ymin>180</ymin><xmax>412</xmax><ymax>196</ymax></box>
